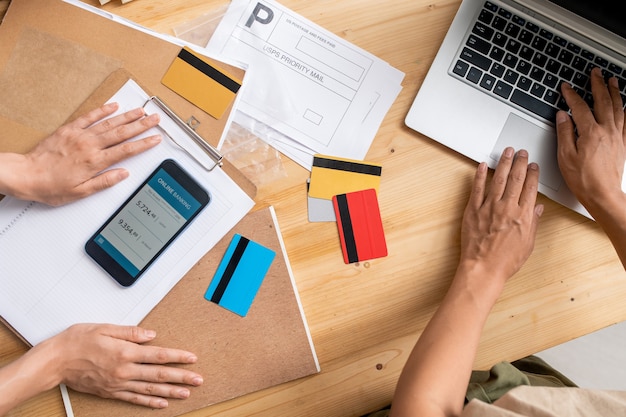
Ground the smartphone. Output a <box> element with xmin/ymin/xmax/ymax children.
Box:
<box><xmin>85</xmin><ymin>159</ymin><xmax>210</xmax><ymax>287</ymax></box>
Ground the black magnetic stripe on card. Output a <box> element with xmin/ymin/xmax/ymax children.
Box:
<box><xmin>211</xmin><ymin>236</ymin><xmax>250</xmax><ymax>304</ymax></box>
<box><xmin>178</xmin><ymin>48</ymin><xmax>241</xmax><ymax>94</ymax></box>
<box><xmin>336</xmin><ymin>194</ymin><xmax>359</xmax><ymax>263</ymax></box>
<box><xmin>313</xmin><ymin>156</ymin><xmax>382</xmax><ymax>176</ymax></box>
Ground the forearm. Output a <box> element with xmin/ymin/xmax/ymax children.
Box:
<box><xmin>0</xmin><ymin>342</ymin><xmax>60</xmax><ymax>416</ymax></box>
<box><xmin>390</xmin><ymin>264</ymin><xmax>504</xmax><ymax>417</ymax></box>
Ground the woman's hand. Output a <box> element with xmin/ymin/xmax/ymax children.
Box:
<box><xmin>459</xmin><ymin>147</ymin><xmax>543</xmax><ymax>286</ymax></box>
<box><xmin>1</xmin><ymin>102</ymin><xmax>161</xmax><ymax>206</ymax></box>
<box><xmin>557</xmin><ymin>67</ymin><xmax>626</xmax><ymax>214</ymax></box>
<box><xmin>44</xmin><ymin>324</ymin><xmax>203</xmax><ymax>408</ymax></box>
<box><xmin>0</xmin><ymin>324</ymin><xmax>203</xmax><ymax>415</ymax></box>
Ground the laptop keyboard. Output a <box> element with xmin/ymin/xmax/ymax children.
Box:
<box><xmin>451</xmin><ymin>1</ymin><xmax>626</xmax><ymax>123</ymax></box>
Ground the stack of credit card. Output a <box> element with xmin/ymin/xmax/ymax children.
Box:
<box><xmin>307</xmin><ymin>154</ymin><xmax>387</xmax><ymax>264</ymax></box>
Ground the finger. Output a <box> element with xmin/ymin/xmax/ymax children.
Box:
<box><xmin>123</xmin><ymin>381</ymin><xmax>190</xmax><ymax>400</ymax></box>
<box><xmin>622</xmin><ymin>90</ymin><xmax>626</xmax><ymax>147</ymax></box>
<box><xmin>89</xmin><ymin>107</ymin><xmax>146</xmax><ymax>136</ymax></box>
<box><xmin>73</xmin><ymin>102</ymin><xmax>120</xmax><ymax>129</ymax></box>
<box><xmin>130</xmin><ymin>345</ymin><xmax>199</xmax><ymax>367</ymax></box>
<box><xmin>555</xmin><ymin>110</ymin><xmax>579</xmax><ymax>174</ymax></box>
<box><xmin>98</xmin><ymin>113</ymin><xmax>161</xmax><ymax>148</ymax></box>
<box><xmin>519</xmin><ymin>162</ymin><xmax>540</xmax><ymax>210</ymax></box>
<box><xmin>502</xmin><ymin>149</ymin><xmax>529</xmax><ymax>202</ymax></box>
<box><xmin>468</xmin><ymin>162</ymin><xmax>488</xmax><ymax>210</ymax></box>
<box><xmin>70</xmin><ymin>169</ymin><xmax>130</xmax><ymax>201</ymax></box>
<box><xmin>128</xmin><ymin>363</ymin><xmax>203</xmax><ymax>387</ymax></box>
<box><xmin>122</xmin><ymin>379</ymin><xmax>193</xmax><ymax>400</ymax></box>
<box><xmin>607</xmin><ymin>76</ymin><xmax>626</xmax><ymax>152</ymax></box>
<box><xmin>590</xmin><ymin>67</ymin><xmax>614</xmax><ymax>126</ymax></box>
<box><xmin>488</xmin><ymin>147</ymin><xmax>515</xmax><ymax>201</ymax></box>
<box><xmin>112</xmin><ymin>390</ymin><xmax>169</xmax><ymax>409</ymax></box>
<box><xmin>555</xmin><ymin>109</ymin><xmax>577</xmax><ymax>154</ymax></box>
<box><xmin>100</xmin><ymin>324</ymin><xmax>159</xmax><ymax>344</ymax></box>
<box><xmin>560</xmin><ymin>82</ymin><xmax>595</xmax><ymax>130</ymax></box>
<box><xmin>607</xmin><ymin>77</ymin><xmax>624</xmax><ymax>130</ymax></box>
<box><xmin>100</xmin><ymin>133</ymin><xmax>162</xmax><ymax>166</ymax></box>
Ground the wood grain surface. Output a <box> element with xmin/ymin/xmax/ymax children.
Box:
<box><xmin>1</xmin><ymin>1</ymin><xmax>625</xmax><ymax>416</ymax></box>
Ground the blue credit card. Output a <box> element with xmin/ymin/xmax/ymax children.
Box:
<box><xmin>204</xmin><ymin>234</ymin><xmax>276</xmax><ymax>317</ymax></box>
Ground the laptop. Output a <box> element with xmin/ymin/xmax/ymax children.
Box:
<box><xmin>405</xmin><ymin>0</ymin><xmax>626</xmax><ymax>219</ymax></box>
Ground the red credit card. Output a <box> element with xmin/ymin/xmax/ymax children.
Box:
<box><xmin>332</xmin><ymin>188</ymin><xmax>387</xmax><ymax>264</ymax></box>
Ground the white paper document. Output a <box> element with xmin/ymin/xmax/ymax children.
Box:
<box><xmin>206</xmin><ymin>0</ymin><xmax>404</xmax><ymax>169</ymax></box>
<box><xmin>0</xmin><ymin>80</ymin><xmax>254</xmax><ymax>346</ymax></box>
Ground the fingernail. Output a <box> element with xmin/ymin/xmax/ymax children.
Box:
<box><xmin>504</xmin><ymin>147</ymin><xmax>514</xmax><ymax>157</ymax></box>
<box><xmin>478</xmin><ymin>162</ymin><xmax>487</xmax><ymax>172</ymax></box>
<box><xmin>528</xmin><ymin>162</ymin><xmax>539</xmax><ymax>171</ymax></box>
<box><xmin>517</xmin><ymin>149</ymin><xmax>528</xmax><ymax>158</ymax></box>
<box><xmin>144</xmin><ymin>329</ymin><xmax>156</xmax><ymax>339</ymax></box>
<box><xmin>148</xmin><ymin>113</ymin><xmax>160</xmax><ymax>123</ymax></box>
<box><xmin>106</xmin><ymin>102</ymin><xmax>119</xmax><ymax>110</ymax></box>
<box><xmin>187</xmin><ymin>354</ymin><xmax>198</xmax><ymax>363</ymax></box>
<box><xmin>556</xmin><ymin>111</ymin><xmax>569</xmax><ymax>124</ymax></box>
<box><xmin>178</xmin><ymin>389</ymin><xmax>190</xmax><ymax>398</ymax></box>
<box><xmin>148</xmin><ymin>135</ymin><xmax>162</xmax><ymax>144</ymax></box>
<box><xmin>157</xmin><ymin>400</ymin><xmax>168</xmax><ymax>408</ymax></box>
<box><xmin>116</xmin><ymin>169</ymin><xmax>129</xmax><ymax>181</ymax></box>
<box><xmin>610</xmin><ymin>77</ymin><xmax>619</xmax><ymax>88</ymax></box>
<box><xmin>192</xmin><ymin>376</ymin><xmax>203</xmax><ymax>386</ymax></box>
<box><xmin>536</xmin><ymin>204</ymin><xmax>544</xmax><ymax>217</ymax></box>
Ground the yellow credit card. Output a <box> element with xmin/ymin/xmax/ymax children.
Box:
<box><xmin>308</xmin><ymin>154</ymin><xmax>382</xmax><ymax>200</ymax></box>
<box><xmin>161</xmin><ymin>46</ymin><xmax>242</xmax><ymax>119</ymax></box>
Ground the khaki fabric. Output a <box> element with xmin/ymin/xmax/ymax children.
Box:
<box><xmin>466</xmin><ymin>356</ymin><xmax>577</xmax><ymax>404</ymax></box>
<box><xmin>462</xmin><ymin>386</ymin><xmax>626</xmax><ymax>416</ymax></box>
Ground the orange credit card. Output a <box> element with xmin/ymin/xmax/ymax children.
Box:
<box><xmin>162</xmin><ymin>46</ymin><xmax>242</xmax><ymax>119</ymax></box>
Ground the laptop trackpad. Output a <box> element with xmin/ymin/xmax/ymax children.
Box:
<box><xmin>490</xmin><ymin>113</ymin><xmax>563</xmax><ymax>191</ymax></box>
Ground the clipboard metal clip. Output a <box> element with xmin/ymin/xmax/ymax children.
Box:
<box><xmin>142</xmin><ymin>96</ymin><xmax>223</xmax><ymax>171</ymax></box>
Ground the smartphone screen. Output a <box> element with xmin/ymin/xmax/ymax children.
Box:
<box><xmin>85</xmin><ymin>159</ymin><xmax>210</xmax><ymax>287</ymax></box>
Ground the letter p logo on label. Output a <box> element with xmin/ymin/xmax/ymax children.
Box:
<box><xmin>245</xmin><ymin>3</ymin><xmax>274</xmax><ymax>28</ymax></box>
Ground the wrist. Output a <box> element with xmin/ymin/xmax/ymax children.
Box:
<box><xmin>23</xmin><ymin>338</ymin><xmax>65</xmax><ymax>390</ymax></box>
<box><xmin>453</xmin><ymin>260</ymin><xmax>508</xmax><ymax>305</ymax></box>
<box><xmin>584</xmin><ymin>191</ymin><xmax>626</xmax><ymax>226</ymax></box>
<box><xmin>0</xmin><ymin>339</ymin><xmax>62</xmax><ymax>414</ymax></box>
<box><xmin>0</xmin><ymin>152</ymin><xmax>33</xmax><ymax>200</ymax></box>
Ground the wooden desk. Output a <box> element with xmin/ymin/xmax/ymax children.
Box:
<box><xmin>2</xmin><ymin>0</ymin><xmax>625</xmax><ymax>416</ymax></box>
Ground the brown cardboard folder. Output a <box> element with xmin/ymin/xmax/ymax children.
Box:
<box><xmin>0</xmin><ymin>0</ymin><xmax>319</xmax><ymax>415</ymax></box>
<box><xmin>68</xmin><ymin>205</ymin><xmax>320</xmax><ymax>417</ymax></box>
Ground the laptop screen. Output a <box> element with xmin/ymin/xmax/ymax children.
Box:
<box><xmin>547</xmin><ymin>0</ymin><xmax>626</xmax><ymax>40</ymax></box>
